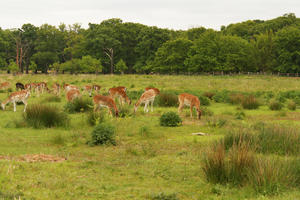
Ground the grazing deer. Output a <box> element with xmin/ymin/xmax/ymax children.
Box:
<box><xmin>145</xmin><ymin>87</ymin><xmax>160</xmax><ymax>95</ymax></box>
<box><xmin>92</xmin><ymin>84</ymin><xmax>101</xmax><ymax>94</ymax></box>
<box><xmin>134</xmin><ymin>89</ymin><xmax>158</xmax><ymax>113</ymax></box>
<box><xmin>1</xmin><ymin>90</ymin><xmax>30</xmax><ymax>112</ymax></box>
<box><xmin>178</xmin><ymin>93</ymin><xmax>201</xmax><ymax>119</ymax></box>
<box><xmin>52</xmin><ymin>83</ymin><xmax>60</xmax><ymax>96</ymax></box>
<box><xmin>83</xmin><ymin>85</ymin><xmax>93</xmax><ymax>97</ymax></box>
<box><xmin>108</xmin><ymin>87</ymin><xmax>131</xmax><ymax>105</ymax></box>
<box><xmin>93</xmin><ymin>94</ymin><xmax>119</xmax><ymax>117</ymax></box>
<box><xmin>35</xmin><ymin>82</ymin><xmax>48</xmax><ymax>97</ymax></box>
<box><xmin>63</xmin><ymin>84</ymin><xmax>79</xmax><ymax>92</ymax></box>
<box><xmin>16</xmin><ymin>82</ymin><xmax>25</xmax><ymax>91</ymax></box>
<box><xmin>0</xmin><ymin>82</ymin><xmax>10</xmax><ymax>90</ymax></box>
<box><xmin>66</xmin><ymin>89</ymin><xmax>81</xmax><ymax>102</ymax></box>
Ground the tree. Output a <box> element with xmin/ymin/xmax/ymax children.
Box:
<box><xmin>8</xmin><ymin>59</ymin><xmax>19</xmax><ymax>74</ymax></box>
<box><xmin>29</xmin><ymin>61</ymin><xmax>37</xmax><ymax>73</ymax></box>
<box><xmin>153</xmin><ymin>38</ymin><xmax>193</xmax><ymax>74</ymax></box>
<box><xmin>115</xmin><ymin>59</ymin><xmax>128</xmax><ymax>74</ymax></box>
<box><xmin>80</xmin><ymin>55</ymin><xmax>102</xmax><ymax>74</ymax></box>
<box><xmin>273</xmin><ymin>26</ymin><xmax>300</xmax><ymax>73</ymax></box>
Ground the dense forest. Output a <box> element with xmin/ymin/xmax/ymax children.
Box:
<box><xmin>0</xmin><ymin>13</ymin><xmax>299</xmax><ymax>74</ymax></box>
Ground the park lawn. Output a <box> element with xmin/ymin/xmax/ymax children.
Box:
<box><xmin>0</xmin><ymin>74</ymin><xmax>299</xmax><ymax>199</ymax></box>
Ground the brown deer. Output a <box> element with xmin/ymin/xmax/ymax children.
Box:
<box><xmin>93</xmin><ymin>94</ymin><xmax>119</xmax><ymax>117</ymax></box>
<box><xmin>1</xmin><ymin>90</ymin><xmax>30</xmax><ymax>112</ymax></box>
<box><xmin>178</xmin><ymin>93</ymin><xmax>201</xmax><ymax>119</ymax></box>
<box><xmin>63</xmin><ymin>84</ymin><xmax>78</xmax><ymax>92</ymax></box>
<box><xmin>52</xmin><ymin>83</ymin><xmax>60</xmax><ymax>96</ymax></box>
<box><xmin>83</xmin><ymin>85</ymin><xmax>93</xmax><ymax>97</ymax></box>
<box><xmin>66</xmin><ymin>89</ymin><xmax>81</xmax><ymax>102</ymax></box>
<box><xmin>35</xmin><ymin>82</ymin><xmax>48</xmax><ymax>97</ymax></box>
<box><xmin>92</xmin><ymin>84</ymin><xmax>101</xmax><ymax>94</ymax></box>
<box><xmin>108</xmin><ymin>87</ymin><xmax>131</xmax><ymax>105</ymax></box>
<box><xmin>145</xmin><ymin>87</ymin><xmax>160</xmax><ymax>95</ymax></box>
<box><xmin>0</xmin><ymin>82</ymin><xmax>10</xmax><ymax>90</ymax></box>
<box><xmin>134</xmin><ymin>89</ymin><xmax>158</xmax><ymax>113</ymax></box>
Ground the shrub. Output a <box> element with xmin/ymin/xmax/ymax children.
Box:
<box><xmin>23</xmin><ymin>104</ymin><xmax>69</xmax><ymax>128</ymax></box>
<box><xmin>64</xmin><ymin>97</ymin><xmax>93</xmax><ymax>113</ymax></box>
<box><xmin>118</xmin><ymin>104</ymin><xmax>132</xmax><ymax>118</ymax></box>
<box><xmin>287</xmin><ymin>100</ymin><xmax>296</xmax><ymax>110</ymax></box>
<box><xmin>203</xmin><ymin>91</ymin><xmax>215</xmax><ymax>100</ymax></box>
<box><xmin>198</xmin><ymin>95</ymin><xmax>210</xmax><ymax>106</ymax></box>
<box><xmin>241</xmin><ymin>95</ymin><xmax>259</xmax><ymax>110</ymax></box>
<box><xmin>87</xmin><ymin>110</ymin><xmax>106</xmax><ymax>126</ymax></box>
<box><xmin>269</xmin><ymin>99</ymin><xmax>283</xmax><ymax>110</ymax></box>
<box><xmin>90</xmin><ymin>123</ymin><xmax>116</xmax><ymax>145</ymax></box>
<box><xmin>149</xmin><ymin>192</ymin><xmax>179</xmax><ymax>200</ymax></box>
<box><xmin>160</xmin><ymin>112</ymin><xmax>182</xmax><ymax>127</ymax></box>
<box><xmin>212</xmin><ymin>90</ymin><xmax>230</xmax><ymax>103</ymax></box>
<box><xmin>157</xmin><ymin>92</ymin><xmax>178</xmax><ymax>107</ymax></box>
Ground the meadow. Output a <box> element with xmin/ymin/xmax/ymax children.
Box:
<box><xmin>1</xmin><ymin>74</ymin><xmax>300</xmax><ymax>200</ymax></box>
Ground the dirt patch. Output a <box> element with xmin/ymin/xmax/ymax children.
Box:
<box><xmin>0</xmin><ymin>154</ymin><xmax>66</xmax><ymax>162</ymax></box>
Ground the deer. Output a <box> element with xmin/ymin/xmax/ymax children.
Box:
<box><xmin>63</xmin><ymin>84</ymin><xmax>79</xmax><ymax>92</ymax></box>
<box><xmin>108</xmin><ymin>87</ymin><xmax>131</xmax><ymax>105</ymax></box>
<box><xmin>145</xmin><ymin>87</ymin><xmax>160</xmax><ymax>95</ymax></box>
<box><xmin>178</xmin><ymin>93</ymin><xmax>201</xmax><ymax>119</ymax></box>
<box><xmin>92</xmin><ymin>84</ymin><xmax>101</xmax><ymax>94</ymax></box>
<box><xmin>93</xmin><ymin>94</ymin><xmax>119</xmax><ymax>117</ymax></box>
<box><xmin>1</xmin><ymin>90</ymin><xmax>30</xmax><ymax>112</ymax></box>
<box><xmin>66</xmin><ymin>89</ymin><xmax>81</xmax><ymax>102</ymax></box>
<box><xmin>134</xmin><ymin>89</ymin><xmax>159</xmax><ymax>113</ymax></box>
<box><xmin>0</xmin><ymin>82</ymin><xmax>10</xmax><ymax>90</ymax></box>
<box><xmin>35</xmin><ymin>82</ymin><xmax>49</xmax><ymax>97</ymax></box>
<box><xmin>16</xmin><ymin>82</ymin><xmax>25</xmax><ymax>91</ymax></box>
<box><xmin>52</xmin><ymin>83</ymin><xmax>60</xmax><ymax>96</ymax></box>
<box><xmin>83</xmin><ymin>85</ymin><xmax>93</xmax><ymax>97</ymax></box>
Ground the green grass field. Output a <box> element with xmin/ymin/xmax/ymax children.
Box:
<box><xmin>0</xmin><ymin>74</ymin><xmax>300</xmax><ymax>200</ymax></box>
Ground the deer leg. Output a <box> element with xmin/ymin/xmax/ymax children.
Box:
<box><xmin>151</xmin><ymin>99</ymin><xmax>154</xmax><ymax>112</ymax></box>
<box><xmin>23</xmin><ymin>100</ymin><xmax>27</xmax><ymax>112</ymax></box>
<box><xmin>190</xmin><ymin>106</ymin><xmax>193</xmax><ymax>118</ymax></box>
<box><xmin>144</xmin><ymin>102</ymin><xmax>148</xmax><ymax>112</ymax></box>
<box><xmin>13</xmin><ymin>101</ymin><xmax>16</xmax><ymax>112</ymax></box>
<box><xmin>178</xmin><ymin>103</ymin><xmax>184</xmax><ymax>114</ymax></box>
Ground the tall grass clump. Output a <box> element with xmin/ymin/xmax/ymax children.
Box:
<box><xmin>247</xmin><ymin>157</ymin><xmax>294</xmax><ymax>195</ymax></box>
<box><xmin>64</xmin><ymin>97</ymin><xmax>93</xmax><ymax>113</ymax></box>
<box><xmin>212</xmin><ymin>90</ymin><xmax>230</xmax><ymax>103</ymax></box>
<box><xmin>87</xmin><ymin>110</ymin><xmax>106</xmax><ymax>126</ymax></box>
<box><xmin>287</xmin><ymin>100</ymin><xmax>296</xmax><ymax>110</ymax></box>
<box><xmin>118</xmin><ymin>104</ymin><xmax>132</xmax><ymax>118</ymax></box>
<box><xmin>89</xmin><ymin>123</ymin><xmax>116</xmax><ymax>146</ymax></box>
<box><xmin>229</xmin><ymin>93</ymin><xmax>245</xmax><ymax>105</ymax></box>
<box><xmin>198</xmin><ymin>95</ymin><xmax>210</xmax><ymax>106</ymax></box>
<box><xmin>23</xmin><ymin>104</ymin><xmax>69</xmax><ymax>128</ymax></box>
<box><xmin>241</xmin><ymin>95</ymin><xmax>259</xmax><ymax>109</ymax></box>
<box><xmin>160</xmin><ymin>112</ymin><xmax>182</xmax><ymax>127</ymax></box>
<box><xmin>149</xmin><ymin>192</ymin><xmax>179</xmax><ymax>200</ymax></box>
<box><xmin>157</xmin><ymin>92</ymin><xmax>178</xmax><ymax>107</ymax></box>
<box><xmin>41</xmin><ymin>95</ymin><xmax>61</xmax><ymax>103</ymax></box>
<box><xmin>268</xmin><ymin>99</ymin><xmax>283</xmax><ymax>110</ymax></box>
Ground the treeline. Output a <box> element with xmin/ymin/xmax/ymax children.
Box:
<box><xmin>0</xmin><ymin>13</ymin><xmax>299</xmax><ymax>74</ymax></box>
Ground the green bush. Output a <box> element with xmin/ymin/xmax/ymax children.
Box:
<box><xmin>149</xmin><ymin>192</ymin><xmax>179</xmax><ymax>200</ymax></box>
<box><xmin>118</xmin><ymin>104</ymin><xmax>132</xmax><ymax>118</ymax></box>
<box><xmin>157</xmin><ymin>92</ymin><xmax>178</xmax><ymax>107</ymax></box>
<box><xmin>160</xmin><ymin>112</ymin><xmax>182</xmax><ymax>127</ymax></box>
<box><xmin>23</xmin><ymin>104</ymin><xmax>69</xmax><ymax>128</ymax></box>
<box><xmin>203</xmin><ymin>91</ymin><xmax>215</xmax><ymax>100</ymax></box>
<box><xmin>241</xmin><ymin>95</ymin><xmax>259</xmax><ymax>110</ymax></box>
<box><xmin>269</xmin><ymin>99</ymin><xmax>283</xmax><ymax>110</ymax></box>
<box><xmin>198</xmin><ymin>95</ymin><xmax>210</xmax><ymax>106</ymax></box>
<box><xmin>64</xmin><ymin>97</ymin><xmax>93</xmax><ymax>113</ymax></box>
<box><xmin>90</xmin><ymin>123</ymin><xmax>116</xmax><ymax>146</ymax></box>
<box><xmin>87</xmin><ymin>110</ymin><xmax>106</xmax><ymax>126</ymax></box>
<box><xmin>212</xmin><ymin>90</ymin><xmax>230</xmax><ymax>103</ymax></box>
<box><xmin>287</xmin><ymin>100</ymin><xmax>296</xmax><ymax>110</ymax></box>
<box><xmin>229</xmin><ymin>93</ymin><xmax>245</xmax><ymax>105</ymax></box>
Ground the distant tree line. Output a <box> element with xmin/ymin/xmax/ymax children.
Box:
<box><xmin>0</xmin><ymin>13</ymin><xmax>299</xmax><ymax>74</ymax></box>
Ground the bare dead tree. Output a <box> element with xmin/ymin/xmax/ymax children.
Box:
<box><xmin>104</xmin><ymin>48</ymin><xmax>114</xmax><ymax>74</ymax></box>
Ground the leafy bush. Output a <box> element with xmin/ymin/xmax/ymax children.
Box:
<box><xmin>157</xmin><ymin>92</ymin><xmax>178</xmax><ymax>107</ymax></box>
<box><xmin>269</xmin><ymin>99</ymin><xmax>283</xmax><ymax>110</ymax></box>
<box><xmin>160</xmin><ymin>112</ymin><xmax>182</xmax><ymax>127</ymax></box>
<box><xmin>287</xmin><ymin>100</ymin><xmax>296</xmax><ymax>110</ymax></box>
<box><xmin>24</xmin><ymin>104</ymin><xmax>69</xmax><ymax>128</ymax></box>
<box><xmin>87</xmin><ymin>110</ymin><xmax>106</xmax><ymax>126</ymax></box>
<box><xmin>198</xmin><ymin>95</ymin><xmax>210</xmax><ymax>106</ymax></box>
<box><xmin>212</xmin><ymin>90</ymin><xmax>230</xmax><ymax>103</ymax></box>
<box><xmin>64</xmin><ymin>97</ymin><xmax>93</xmax><ymax>113</ymax></box>
<box><xmin>241</xmin><ymin>95</ymin><xmax>259</xmax><ymax>109</ymax></box>
<box><xmin>149</xmin><ymin>192</ymin><xmax>179</xmax><ymax>200</ymax></box>
<box><xmin>203</xmin><ymin>91</ymin><xmax>215</xmax><ymax>100</ymax></box>
<box><xmin>118</xmin><ymin>104</ymin><xmax>132</xmax><ymax>118</ymax></box>
<box><xmin>89</xmin><ymin>123</ymin><xmax>116</xmax><ymax>145</ymax></box>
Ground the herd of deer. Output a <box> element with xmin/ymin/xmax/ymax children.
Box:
<box><xmin>0</xmin><ymin>81</ymin><xmax>202</xmax><ymax>119</ymax></box>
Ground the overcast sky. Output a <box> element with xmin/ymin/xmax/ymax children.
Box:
<box><xmin>0</xmin><ymin>0</ymin><xmax>299</xmax><ymax>30</ymax></box>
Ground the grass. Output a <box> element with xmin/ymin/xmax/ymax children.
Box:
<box><xmin>0</xmin><ymin>74</ymin><xmax>300</xmax><ymax>199</ymax></box>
